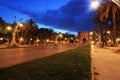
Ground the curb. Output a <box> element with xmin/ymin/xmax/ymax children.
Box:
<box><xmin>90</xmin><ymin>45</ymin><xmax>95</xmax><ymax>80</ymax></box>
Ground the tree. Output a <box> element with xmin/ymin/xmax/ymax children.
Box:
<box><xmin>95</xmin><ymin>1</ymin><xmax>119</xmax><ymax>46</ymax></box>
<box><xmin>0</xmin><ymin>17</ymin><xmax>7</xmax><ymax>32</ymax></box>
<box><xmin>36</xmin><ymin>28</ymin><xmax>54</xmax><ymax>45</ymax></box>
<box><xmin>22</xmin><ymin>18</ymin><xmax>39</xmax><ymax>45</ymax></box>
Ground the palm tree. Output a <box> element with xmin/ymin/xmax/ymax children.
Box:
<box><xmin>95</xmin><ymin>1</ymin><xmax>119</xmax><ymax>46</ymax></box>
<box><xmin>22</xmin><ymin>18</ymin><xmax>39</xmax><ymax>45</ymax></box>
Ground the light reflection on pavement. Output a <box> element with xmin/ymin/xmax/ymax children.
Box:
<box><xmin>0</xmin><ymin>44</ymin><xmax>78</xmax><ymax>68</ymax></box>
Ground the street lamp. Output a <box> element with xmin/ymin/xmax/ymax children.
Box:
<box><xmin>59</xmin><ymin>34</ymin><xmax>63</xmax><ymax>38</ymax></box>
<box><xmin>0</xmin><ymin>37</ymin><xmax>3</xmax><ymax>40</ymax></box>
<box><xmin>19</xmin><ymin>37</ymin><xmax>24</xmax><ymax>44</ymax></box>
<box><xmin>89</xmin><ymin>31</ymin><xmax>102</xmax><ymax>44</ymax></box>
<box><xmin>55</xmin><ymin>33</ymin><xmax>63</xmax><ymax>44</ymax></box>
<box><xmin>46</xmin><ymin>39</ymin><xmax>50</xmax><ymax>43</ymax></box>
<box><xmin>6</xmin><ymin>26</ymin><xmax>12</xmax><ymax>31</ymax></box>
<box><xmin>107</xmin><ymin>30</ymin><xmax>111</xmax><ymax>34</ymax></box>
<box><xmin>91</xmin><ymin>0</ymin><xmax>100</xmax><ymax>9</ymax></box>
<box><xmin>116</xmin><ymin>38</ymin><xmax>120</xmax><ymax>45</ymax></box>
<box><xmin>91</xmin><ymin>0</ymin><xmax>120</xmax><ymax>9</ymax></box>
<box><xmin>9</xmin><ymin>22</ymin><xmax>23</xmax><ymax>47</ymax></box>
<box><xmin>90</xmin><ymin>32</ymin><xmax>93</xmax><ymax>35</ymax></box>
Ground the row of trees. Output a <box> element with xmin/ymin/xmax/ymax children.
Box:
<box><xmin>94</xmin><ymin>1</ymin><xmax>120</xmax><ymax>46</ymax></box>
<box><xmin>0</xmin><ymin>17</ymin><xmax>76</xmax><ymax>45</ymax></box>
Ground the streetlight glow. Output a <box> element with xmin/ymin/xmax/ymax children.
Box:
<box><xmin>19</xmin><ymin>37</ymin><xmax>24</xmax><ymax>42</ymax></box>
<box><xmin>107</xmin><ymin>31</ymin><xmax>111</xmax><ymax>34</ymax></box>
<box><xmin>18</xmin><ymin>23</ymin><xmax>23</xmax><ymax>27</ymax></box>
<box><xmin>30</xmin><ymin>38</ymin><xmax>33</xmax><ymax>41</ymax></box>
<box><xmin>91</xmin><ymin>0</ymin><xmax>99</xmax><ymax>9</ymax></box>
<box><xmin>46</xmin><ymin>39</ymin><xmax>50</xmax><ymax>42</ymax></box>
<box><xmin>0</xmin><ymin>37</ymin><xmax>3</xmax><ymax>40</ymax></box>
<box><xmin>117</xmin><ymin>38</ymin><xmax>120</xmax><ymax>41</ymax></box>
<box><xmin>36</xmin><ymin>38</ymin><xmax>40</xmax><ymax>42</ymax></box>
<box><xmin>90</xmin><ymin>32</ymin><xmax>93</xmax><ymax>35</ymax></box>
<box><xmin>59</xmin><ymin>34</ymin><xmax>63</xmax><ymax>38</ymax></box>
<box><xmin>6</xmin><ymin>26</ymin><xmax>12</xmax><ymax>31</ymax></box>
<box><xmin>9</xmin><ymin>22</ymin><xmax>24</xmax><ymax>47</ymax></box>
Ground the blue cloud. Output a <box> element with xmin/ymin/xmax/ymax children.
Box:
<box><xmin>0</xmin><ymin>0</ymin><xmax>95</xmax><ymax>32</ymax></box>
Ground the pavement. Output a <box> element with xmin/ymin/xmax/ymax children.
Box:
<box><xmin>91</xmin><ymin>45</ymin><xmax>120</xmax><ymax>80</ymax></box>
<box><xmin>0</xmin><ymin>44</ymin><xmax>78</xmax><ymax>68</ymax></box>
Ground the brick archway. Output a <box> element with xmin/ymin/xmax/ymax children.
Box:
<box><xmin>78</xmin><ymin>32</ymin><xmax>90</xmax><ymax>44</ymax></box>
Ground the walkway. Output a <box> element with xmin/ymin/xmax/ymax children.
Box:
<box><xmin>91</xmin><ymin>45</ymin><xmax>120</xmax><ymax>80</ymax></box>
<box><xmin>0</xmin><ymin>44</ymin><xmax>78</xmax><ymax>68</ymax></box>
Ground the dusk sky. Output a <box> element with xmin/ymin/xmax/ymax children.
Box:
<box><xmin>0</xmin><ymin>0</ymin><xmax>102</xmax><ymax>35</ymax></box>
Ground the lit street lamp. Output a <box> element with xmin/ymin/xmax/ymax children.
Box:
<box><xmin>91</xmin><ymin>0</ymin><xmax>120</xmax><ymax>9</ymax></box>
<box><xmin>55</xmin><ymin>33</ymin><xmax>63</xmax><ymax>44</ymax></box>
<box><xmin>107</xmin><ymin>30</ymin><xmax>111</xmax><ymax>34</ymax></box>
<box><xmin>89</xmin><ymin>31</ymin><xmax>102</xmax><ymax>45</ymax></box>
<box><xmin>9</xmin><ymin>22</ymin><xmax>23</xmax><ymax>47</ymax></box>
<box><xmin>91</xmin><ymin>0</ymin><xmax>100</xmax><ymax>9</ymax></box>
<box><xmin>0</xmin><ymin>37</ymin><xmax>3</xmax><ymax>41</ymax></box>
<box><xmin>6</xmin><ymin>26</ymin><xmax>12</xmax><ymax>31</ymax></box>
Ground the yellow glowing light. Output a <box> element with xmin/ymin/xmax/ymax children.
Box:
<box><xmin>19</xmin><ymin>37</ymin><xmax>24</xmax><ymax>42</ymax></box>
<box><xmin>71</xmin><ymin>37</ymin><xmax>73</xmax><ymax>40</ymax></box>
<box><xmin>46</xmin><ymin>39</ymin><xmax>50</xmax><ymax>42</ymax></box>
<box><xmin>76</xmin><ymin>39</ymin><xmax>78</xmax><ymax>41</ymax></box>
<box><xmin>64</xmin><ymin>38</ymin><xmax>67</xmax><ymax>40</ymax></box>
<box><xmin>117</xmin><ymin>38</ymin><xmax>120</xmax><ymax>41</ymax></box>
<box><xmin>30</xmin><ymin>38</ymin><xmax>33</xmax><ymax>40</ymax></box>
<box><xmin>107</xmin><ymin>31</ymin><xmax>110</xmax><ymax>34</ymax></box>
<box><xmin>109</xmin><ymin>39</ymin><xmax>112</xmax><ymax>42</ymax></box>
<box><xmin>0</xmin><ymin>37</ymin><xmax>3</xmax><ymax>40</ymax></box>
<box><xmin>6</xmin><ymin>26</ymin><xmax>12</xmax><ymax>31</ymax></box>
<box><xmin>36</xmin><ymin>39</ymin><xmax>40</xmax><ymax>42</ymax></box>
<box><xmin>90</xmin><ymin>32</ymin><xmax>93</xmax><ymax>35</ymax></box>
<box><xmin>59</xmin><ymin>34</ymin><xmax>63</xmax><ymax>37</ymax></box>
<box><xmin>91</xmin><ymin>41</ymin><xmax>94</xmax><ymax>44</ymax></box>
<box><xmin>18</xmin><ymin>23</ymin><xmax>23</xmax><ymax>27</ymax></box>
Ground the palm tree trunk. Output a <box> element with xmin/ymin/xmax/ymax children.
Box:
<box><xmin>112</xmin><ymin>5</ymin><xmax>117</xmax><ymax>46</ymax></box>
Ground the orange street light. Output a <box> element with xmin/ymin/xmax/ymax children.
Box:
<box><xmin>59</xmin><ymin>34</ymin><xmax>63</xmax><ymax>38</ymax></box>
<box><xmin>19</xmin><ymin>37</ymin><xmax>24</xmax><ymax>42</ymax></box>
<box><xmin>46</xmin><ymin>39</ymin><xmax>50</xmax><ymax>42</ymax></box>
<box><xmin>107</xmin><ymin>31</ymin><xmax>111</xmax><ymax>34</ymax></box>
<box><xmin>36</xmin><ymin>38</ymin><xmax>40</xmax><ymax>42</ymax></box>
<box><xmin>6</xmin><ymin>26</ymin><xmax>12</xmax><ymax>31</ymax></box>
<box><xmin>9</xmin><ymin>22</ymin><xmax>24</xmax><ymax>47</ymax></box>
<box><xmin>0</xmin><ymin>37</ymin><xmax>3</xmax><ymax>40</ymax></box>
<box><xmin>18</xmin><ymin>23</ymin><xmax>23</xmax><ymax>27</ymax></box>
<box><xmin>89</xmin><ymin>32</ymin><xmax>93</xmax><ymax>35</ymax></box>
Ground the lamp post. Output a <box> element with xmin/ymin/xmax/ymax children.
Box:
<box><xmin>9</xmin><ymin>22</ymin><xmax>23</xmax><ymax>47</ymax></box>
<box><xmin>90</xmin><ymin>31</ymin><xmax>102</xmax><ymax>45</ymax></box>
<box><xmin>56</xmin><ymin>33</ymin><xmax>63</xmax><ymax>44</ymax></box>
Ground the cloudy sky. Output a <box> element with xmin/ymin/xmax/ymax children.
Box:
<box><xmin>0</xmin><ymin>0</ymin><xmax>101</xmax><ymax>35</ymax></box>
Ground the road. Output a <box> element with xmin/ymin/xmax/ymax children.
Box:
<box><xmin>91</xmin><ymin>45</ymin><xmax>120</xmax><ymax>80</ymax></box>
<box><xmin>0</xmin><ymin>44</ymin><xmax>78</xmax><ymax>68</ymax></box>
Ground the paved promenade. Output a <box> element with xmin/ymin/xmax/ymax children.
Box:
<box><xmin>0</xmin><ymin>44</ymin><xmax>78</xmax><ymax>68</ymax></box>
<box><xmin>91</xmin><ymin>45</ymin><xmax>120</xmax><ymax>80</ymax></box>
